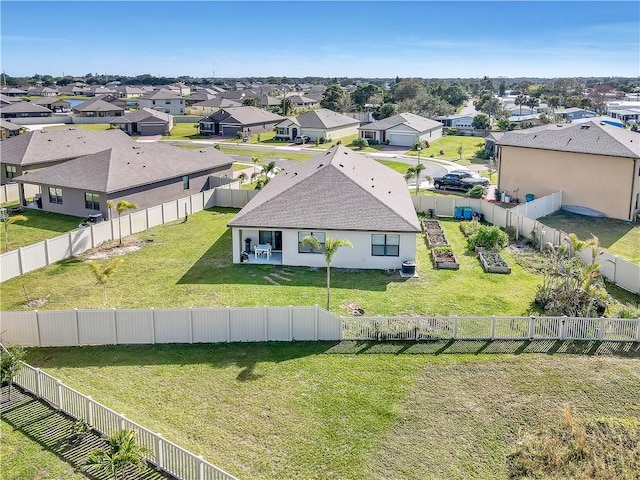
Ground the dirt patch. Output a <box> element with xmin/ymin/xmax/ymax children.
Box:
<box><xmin>82</xmin><ymin>236</ymin><xmax>150</xmax><ymax>260</ymax></box>
<box><xmin>344</xmin><ymin>301</ymin><xmax>365</xmax><ymax>316</ymax></box>
<box><xmin>25</xmin><ymin>296</ymin><xmax>49</xmax><ymax>308</ymax></box>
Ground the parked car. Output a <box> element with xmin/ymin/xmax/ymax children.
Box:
<box><xmin>294</xmin><ymin>135</ymin><xmax>310</xmax><ymax>144</ymax></box>
<box><xmin>432</xmin><ymin>170</ymin><xmax>490</xmax><ymax>191</ymax></box>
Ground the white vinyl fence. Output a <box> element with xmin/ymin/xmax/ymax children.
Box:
<box><xmin>1</xmin><ymin>183</ymin><xmax>41</xmax><ymax>204</ymax></box>
<box><xmin>14</xmin><ymin>363</ymin><xmax>238</xmax><ymax>480</ymax></box>
<box><xmin>412</xmin><ymin>191</ymin><xmax>640</xmax><ymax>295</ymax></box>
<box><xmin>0</xmin><ymin>186</ymin><xmax>259</xmax><ymax>283</ymax></box>
<box><xmin>1</xmin><ymin>307</ymin><xmax>638</xmax><ymax>347</ymax></box>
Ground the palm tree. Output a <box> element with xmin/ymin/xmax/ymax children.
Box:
<box><xmin>251</xmin><ymin>156</ymin><xmax>260</xmax><ymax>176</ymax></box>
<box><xmin>515</xmin><ymin>94</ymin><xmax>526</xmax><ymax>117</ymax></box>
<box><xmin>526</xmin><ymin>96</ymin><xmax>540</xmax><ymax>111</ymax></box>
<box><xmin>238</xmin><ymin>172</ymin><xmax>248</xmax><ymax>184</ymax></box>
<box><xmin>547</xmin><ymin>95</ymin><xmax>561</xmax><ymax>114</ymax></box>
<box><xmin>405</xmin><ymin>163</ymin><xmax>426</xmax><ymax>194</ymax></box>
<box><xmin>88</xmin><ymin>258</ymin><xmax>123</xmax><ymax>308</ymax></box>
<box><xmin>262</xmin><ymin>161</ymin><xmax>276</xmax><ymax>180</ymax></box>
<box><xmin>84</xmin><ymin>428</ymin><xmax>148</xmax><ymax>480</ymax></box>
<box><xmin>3</xmin><ymin>214</ymin><xmax>27</xmax><ymax>252</ymax></box>
<box><xmin>107</xmin><ymin>200</ymin><xmax>138</xmax><ymax>245</ymax></box>
<box><xmin>301</xmin><ymin>236</ymin><xmax>352</xmax><ymax>311</ymax></box>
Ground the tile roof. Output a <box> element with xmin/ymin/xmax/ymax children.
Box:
<box><xmin>497</xmin><ymin>120</ymin><xmax>640</xmax><ymax>158</ymax></box>
<box><xmin>14</xmin><ymin>142</ymin><xmax>233</xmax><ymax>194</ymax></box>
<box><xmin>294</xmin><ymin>109</ymin><xmax>359</xmax><ymax>129</ymax></box>
<box><xmin>228</xmin><ymin>145</ymin><xmax>421</xmax><ymax>233</ymax></box>
<box><xmin>359</xmin><ymin>112</ymin><xmax>442</xmax><ymax>132</ymax></box>
<box><xmin>1</xmin><ymin>128</ymin><xmax>136</xmax><ymax>166</ymax></box>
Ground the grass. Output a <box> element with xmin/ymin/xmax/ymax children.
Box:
<box><xmin>49</xmin><ymin>123</ymin><xmax>113</xmax><ymax>132</ymax></box>
<box><xmin>0</xmin><ymin>209</ymin><xmax>84</xmax><ymax>252</ymax></box>
<box><xmin>218</xmin><ymin>146</ymin><xmax>315</xmax><ymax>162</ymax></box>
<box><xmin>342</xmin><ymin>134</ymin><xmax>387</xmax><ymax>153</ymax></box>
<box><xmin>376</xmin><ymin>159</ymin><xmax>414</xmax><ymax>175</ymax></box>
<box><xmin>405</xmin><ymin>136</ymin><xmax>485</xmax><ymax>165</ymax></box>
<box><xmin>0</xmin><ymin>420</ymin><xmax>87</xmax><ymax>480</ymax></box>
<box><xmin>163</xmin><ymin>122</ymin><xmax>208</xmax><ymax>140</ymax></box>
<box><xmin>539</xmin><ymin>210</ymin><xmax>640</xmax><ymax>264</ymax></box>
<box><xmin>19</xmin><ymin>344</ymin><xmax>640</xmax><ymax>480</ymax></box>
<box><xmin>0</xmin><ymin>210</ymin><xmax>545</xmax><ymax>316</ymax></box>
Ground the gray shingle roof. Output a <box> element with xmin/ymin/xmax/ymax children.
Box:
<box><xmin>0</xmin><ymin>119</ymin><xmax>21</xmax><ymax>131</ymax></box>
<box><xmin>0</xmin><ymin>128</ymin><xmax>136</xmax><ymax>167</ymax></box>
<box><xmin>497</xmin><ymin>120</ymin><xmax>640</xmax><ymax>158</ymax></box>
<box><xmin>360</xmin><ymin>112</ymin><xmax>442</xmax><ymax>132</ymax></box>
<box><xmin>111</xmin><ymin>108</ymin><xmax>169</xmax><ymax>124</ymax></box>
<box><xmin>73</xmin><ymin>99</ymin><xmax>124</xmax><ymax>112</ymax></box>
<box><xmin>140</xmin><ymin>89</ymin><xmax>184</xmax><ymax>100</ymax></box>
<box><xmin>294</xmin><ymin>109</ymin><xmax>359</xmax><ymax>129</ymax></box>
<box><xmin>0</xmin><ymin>102</ymin><xmax>53</xmax><ymax>114</ymax></box>
<box><xmin>204</xmin><ymin>106</ymin><xmax>284</xmax><ymax>125</ymax></box>
<box><xmin>193</xmin><ymin>98</ymin><xmax>241</xmax><ymax>108</ymax></box>
<box><xmin>228</xmin><ymin>145</ymin><xmax>421</xmax><ymax>233</ymax></box>
<box><xmin>14</xmin><ymin>143</ymin><xmax>233</xmax><ymax>193</ymax></box>
<box><xmin>32</xmin><ymin>96</ymin><xmax>71</xmax><ymax>107</ymax></box>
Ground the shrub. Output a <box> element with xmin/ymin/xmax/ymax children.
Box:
<box><xmin>459</xmin><ymin>221</ymin><xmax>480</xmax><ymax>237</ymax></box>
<box><xmin>468</xmin><ymin>225</ymin><xmax>509</xmax><ymax>251</ymax></box>
<box><xmin>447</xmin><ymin>127</ymin><xmax>458</xmax><ymax>135</ymax></box>
<box><xmin>475</xmin><ymin>148</ymin><xmax>491</xmax><ymax>160</ymax></box>
<box><xmin>352</xmin><ymin>137</ymin><xmax>369</xmax><ymax>150</ymax></box>
<box><xmin>468</xmin><ymin>185</ymin><xmax>486</xmax><ymax>198</ymax></box>
<box><xmin>384</xmin><ymin>139</ymin><xmax>390</xmax><ymax>145</ymax></box>
<box><xmin>319</xmin><ymin>136</ymin><xmax>326</xmax><ymax>144</ymax></box>
<box><xmin>368</xmin><ymin>139</ymin><xmax>379</xmax><ymax>145</ymax></box>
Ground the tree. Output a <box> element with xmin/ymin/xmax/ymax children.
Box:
<box><xmin>374</xmin><ymin>102</ymin><xmax>396</xmax><ymax>120</ymax></box>
<box><xmin>472</xmin><ymin>114</ymin><xmax>490</xmax><ymax>132</ymax></box>
<box><xmin>107</xmin><ymin>200</ymin><xmax>138</xmax><ymax>246</ymax></box>
<box><xmin>252</xmin><ymin>156</ymin><xmax>260</xmax><ymax>176</ymax></box>
<box><xmin>0</xmin><ymin>343</ymin><xmax>26</xmax><ymax>401</ymax></box>
<box><xmin>242</xmin><ymin>97</ymin><xmax>256</xmax><ymax>106</ymax></box>
<box><xmin>320</xmin><ymin>84</ymin><xmax>349</xmax><ymax>112</ymax></box>
<box><xmin>301</xmin><ymin>236</ymin><xmax>352</xmax><ymax>311</ymax></box>
<box><xmin>514</xmin><ymin>94</ymin><xmax>526</xmax><ymax>117</ymax></box>
<box><xmin>525</xmin><ymin>96</ymin><xmax>540</xmax><ymax>111</ymax></box>
<box><xmin>547</xmin><ymin>95</ymin><xmax>561</xmax><ymax>114</ymax></box>
<box><xmin>3</xmin><ymin>214</ymin><xmax>28</xmax><ymax>252</ymax></box>
<box><xmin>238</xmin><ymin>172</ymin><xmax>248</xmax><ymax>184</ymax></box>
<box><xmin>352</xmin><ymin>137</ymin><xmax>368</xmax><ymax>150</ymax></box>
<box><xmin>281</xmin><ymin>97</ymin><xmax>293</xmax><ymax>115</ymax></box>
<box><xmin>262</xmin><ymin>161</ymin><xmax>276</xmax><ymax>180</ymax></box>
<box><xmin>84</xmin><ymin>428</ymin><xmax>148</xmax><ymax>480</ymax></box>
<box><xmin>88</xmin><ymin>258</ymin><xmax>123</xmax><ymax>309</ymax></box>
<box><xmin>496</xmin><ymin>116</ymin><xmax>511</xmax><ymax>131</ymax></box>
<box><xmin>352</xmin><ymin>83</ymin><xmax>383</xmax><ymax>110</ymax></box>
<box><xmin>393</xmin><ymin>78</ymin><xmax>427</xmax><ymax>102</ymax></box>
<box><xmin>405</xmin><ymin>163</ymin><xmax>426</xmax><ymax>194</ymax></box>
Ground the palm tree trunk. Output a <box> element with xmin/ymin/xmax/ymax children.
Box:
<box><xmin>326</xmin><ymin>265</ymin><xmax>331</xmax><ymax>311</ymax></box>
<box><xmin>103</xmin><ymin>283</ymin><xmax>108</xmax><ymax>309</ymax></box>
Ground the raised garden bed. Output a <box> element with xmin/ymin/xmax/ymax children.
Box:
<box><xmin>422</xmin><ymin>220</ymin><xmax>442</xmax><ymax>232</ymax></box>
<box><xmin>426</xmin><ymin>230</ymin><xmax>450</xmax><ymax>248</ymax></box>
<box><xmin>478</xmin><ymin>251</ymin><xmax>511</xmax><ymax>274</ymax></box>
<box><xmin>431</xmin><ymin>247</ymin><xmax>460</xmax><ymax>270</ymax></box>
<box><xmin>459</xmin><ymin>221</ymin><xmax>480</xmax><ymax>238</ymax></box>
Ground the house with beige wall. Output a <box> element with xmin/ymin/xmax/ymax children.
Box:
<box><xmin>274</xmin><ymin>109</ymin><xmax>359</xmax><ymax>141</ymax></box>
<box><xmin>227</xmin><ymin>145</ymin><xmax>421</xmax><ymax>269</ymax></box>
<box><xmin>496</xmin><ymin>121</ymin><xmax>640</xmax><ymax>221</ymax></box>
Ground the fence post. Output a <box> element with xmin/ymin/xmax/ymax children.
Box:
<box><xmin>35</xmin><ymin>310</ymin><xmax>42</xmax><ymax>347</ymax></box>
<box><xmin>636</xmin><ymin>318</ymin><xmax>640</xmax><ymax>343</ymax></box>
<box><xmin>44</xmin><ymin>239</ymin><xmax>50</xmax><ymax>266</ymax></box>
<box><xmin>529</xmin><ymin>316</ymin><xmax>536</xmax><ymax>340</ymax></box>
<box><xmin>150</xmin><ymin>308</ymin><xmax>156</xmax><ymax>344</ymax></box>
<box><xmin>56</xmin><ymin>380</ymin><xmax>63</xmax><ymax>411</ymax></box>
<box><xmin>119</xmin><ymin>413</ymin><xmax>126</xmax><ymax>430</ymax></box>
<box><xmin>263</xmin><ymin>305</ymin><xmax>269</xmax><ymax>341</ymax></box>
<box><xmin>86</xmin><ymin>396</ymin><xmax>94</xmax><ymax>425</ymax></box>
<box><xmin>599</xmin><ymin>317</ymin><xmax>605</xmax><ymax>341</ymax></box>
<box><xmin>314</xmin><ymin>305</ymin><xmax>319</xmax><ymax>341</ymax></box>
<box><xmin>560</xmin><ymin>316</ymin><xmax>567</xmax><ymax>341</ymax></box>
<box><xmin>90</xmin><ymin>224</ymin><xmax>96</xmax><ymax>248</ymax></box>
<box><xmin>112</xmin><ymin>308</ymin><xmax>118</xmax><ymax>345</ymax></box>
<box><xmin>17</xmin><ymin>247</ymin><xmax>24</xmax><ymax>275</ymax></box>
<box><xmin>453</xmin><ymin>317</ymin><xmax>458</xmax><ymax>339</ymax></box>
<box><xmin>189</xmin><ymin>307</ymin><xmax>193</xmax><ymax>344</ymax></box>
<box><xmin>226</xmin><ymin>306</ymin><xmax>231</xmax><ymax>343</ymax></box>
<box><xmin>155</xmin><ymin>433</ymin><xmax>164</xmax><ymax>471</ymax></box>
<box><xmin>491</xmin><ymin>315</ymin><xmax>496</xmax><ymax>340</ymax></box>
<box><xmin>288</xmin><ymin>305</ymin><xmax>293</xmax><ymax>341</ymax></box>
<box><xmin>198</xmin><ymin>455</ymin><xmax>205</xmax><ymax>480</ymax></box>
<box><xmin>35</xmin><ymin>368</ymin><xmax>42</xmax><ymax>398</ymax></box>
<box><xmin>74</xmin><ymin>308</ymin><xmax>80</xmax><ymax>346</ymax></box>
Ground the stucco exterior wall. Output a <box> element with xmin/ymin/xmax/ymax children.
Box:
<box><xmin>232</xmin><ymin>228</ymin><xmax>417</xmax><ymax>270</ymax></box>
<box><xmin>498</xmin><ymin>145</ymin><xmax>639</xmax><ymax>220</ymax></box>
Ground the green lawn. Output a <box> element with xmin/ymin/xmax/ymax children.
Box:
<box><xmin>218</xmin><ymin>146</ymin><xmax>315</xmax><ymax>162</ymax></box>
<box><xmin>539</xmin><ymin>210</ymin><xmax>640</xmax><ymax>264</ymax></box>
<box><xmin>405</xmin><ymin>136</ymin><xmax>486</xmax><ymax>165</ymax></box>
<box><xmin>0</xmin><ymin>209</ymin><xmax>84</xmax><ymax>252</ymax></box>
<box><xmin>163</xmin><ymin>122</ymin><xmax>208</xmax><ymax>140</ymax></box>
<box><xmin>20</xmin><ymin>344</ymin><xmax>640</xmax><ymax>480</ymax></box>
<box><xmin>0</xmin><ymin>210</ymin><xmax>544</xmax><ymax>316</ymax></box>
<box><xmin>0</xmin><ymin>421</ymin><xmax>87</xmax><ymax>480</ymax></box>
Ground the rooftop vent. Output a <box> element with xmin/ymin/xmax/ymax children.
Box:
<box><xmin>580</xmin><ymin>124</ymin><xmax>590</xmax><ymax>129</ymax></box>
<box><xmin>339</xmin><ymin>163</ymin><xmax>344</xmax><ymax>168</ymax></box>
<box><xmin>317</xmin><ymin>163</ymin><xmax>324</xmax><ymax>169</ymax></box>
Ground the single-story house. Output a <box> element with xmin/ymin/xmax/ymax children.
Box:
<box><xmin>199</xmin><ymin>106</ymin><xmax>284</xmax><ymax>137</ymax></box>
<box><xmin>27</xmin><ymin>86</ymin><xmax>58</xmax><ymax>97</ymax></box>
<box><xmin>187</xmin><ymin>98</ymin><xmax>242</xmax><ymax>116</ymax></box>
<box><xmin>115</xmin><ymin>86</ymin><xmax>147</xmax><ymax>98</ymax></box>
<box><xmin>433</xmin><ymin>113</ymin><xmax>475</xmax><ymax>131</ymax></box>
<box><xmin>138</xmin><ymin>89</ymin><xmax>185</xmax><ymax>115</ymax></box>
<box><xmin>496</xmin><ymin>120</ymin><xmax>640</xmax><ymax>221</ymax></box>
<box><xmin>0</xmin><ymin>119</ymin><xmax>23</xmax><ymax>140</ymax></box>
<box><xmin>288</xmin><ymin>95</ymin><xmax>319</xmax><ymax>108</ymax></box>
<box><xmin>72</xmin><ymin>98</ymin><xmax>125</xmax><ymax>117</ymax></box>
<box><xmin>0</xmin><ymin>87</ymin><xmax>28</xmax><ymax>97</ymax></box>
<box><xmin>13</xmin><ymin>141</ymin><xmax>234</xmax><ymax>219</ymax></box>
<box><xmin>0</xmin><ymin>102</ymin><xmax>53</xmax><ymax>119</ymax></box>
<box><xmin>507</xmin><ymin>113</ymin><xmax>543</xmax><ymax>129</ymax></box>
<box><xmin>110</xmin><ymin>107</ymin><xmax>173</xmax><ymax>136</ymax></box>
<box><xmin>608</xmin><ymin>108</ymin><xmax>640</xmax><ymax>124</ymax></box>
<box><xmin>559</xmin><ymin>107</ymin><xmax>597</xmax><ymax>121</ymax></box>
<box><xmin>0</xmin><ymin>128</ymin><xmax>136</xmax><ymax>184</ymax></box>
<box><xmin>227</xmin><ymin>144</ymin><xmax>421</xmax><ymax>269</ymax></box>
<box><xmin>32</xmin><ymin>96</ymin><xmax>72</xmax><ymax>113</ymax></box>
<box><xmin>358</xmin><ymin>113</ymin><xmax>443</xmax><ymax>146</ymax></box>
<box><xmin>274</xmin><ymin>109</ymin><xmax>359</xmax><ymax>141</ymax></box>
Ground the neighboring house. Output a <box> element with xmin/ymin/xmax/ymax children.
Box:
<box><xmin>256</xmin><ymin>95</ymin><xmax>282</xmax><ymax>109</ymax></box>
<box><xmin>28</xmin><ymin>86</ymin><xmax>58</xmax><ymax>97</ymax></box>
<box><xmin>484</xmin><ymin>131</ymin><xmax>505</xmax><ymax>156</ymax></box>
<box><xmin>358</xmin><ymin>113</ymin><xmax>443</xmax><ymax>146</ymax></box>
<box><xmin>13</xmin><ymin>141</ymin><xmax>234</xmax><ymax>219</ymax></box>
<box><xmin>507</xmin><ymin>113</ymin><xmax>543</xmax><ymax>129</ymax></box>
<box><xmin>187</xmin><ymin>97</ymin><xmax>241</xmax><ymax>116</ymax></box>
<box><xmin>0</xmin><ymin>93</ymin><xmax>16</xmax><ymax>106</ymax></box>
<box><xmin>72</xmin><ymin>98</ymin><xmax>125</xmax><ymax>117</ymax></box>
<box><xmin>0</xmin><ymin>119</ymin><xmax>23</xmax><ymax>140</ymax></box>
<box><xmin>88</xmin><ymin>86</ymin><xmax>118</xmax><ymax>97</ymax></box>
<box><xmin>0</xmin><ymin>87</ymin><xmax>28</xmax><ymax>97</ymax></box>
<box><xmin>0</xmin><ymin>128</ymin><xmax>134</xmax><ymax>184</ymax></box>
<box><xmin>505</xmin><ymin>105</ymin><xmax>537</xmax><ymax>117</ymax></box>
<box><xmin>110</xmin><ymin>107</ymin><xmax>173</xmax><ymax>136</ymax></box>
<box><xmin>559</xmin><ymin>107</ymin><xmax>597</xmax><ymax>121</ymax></box>
<box><xmin>167</xmin><ymin>82</ymin><xmax>191</xmax><ymax>96</ymax></box>
<box><xmin>228</xmin><ymin>144</ymin><xmax>421</xmax><ymax>268</ymax></box>
<box><xmin>496</xmin><ymin>120</ymin><xmax>640</xmax><ymax>221</ymax></box>
<box><xmin>274</xmin><ymin>109</ymin><xmax>359</xmax><ymax>142</ymax></box>
<box><xmin>115</xmin><ymin>85</ymin><xmax>147</xmax><ymax>98</ymax></box>
<box><xmin>434</xmin><ymin>113</ymin><xmax>475</xmax><ymax>131</ymax></box>
<box><xmin>608</xmin><ymin>108</ymin><xmax>640</xmax><ymax>124</ymax></box>
<box><xmin>288</xmin><ymin>95</ymin><xmax>319</xmax><ymax>108</ymax></box>
<box><xmin>0</xmin><ymin>102</ymin><xmax>53</xmax><ymax>119</ymax></box>
<box><xmin>199</xmin><ymin>106</ymin><xmax>284</xmax><ymax>137</ymax></box>
<box><xmin>138</xmin><ymin>89</ymin><xmax>185</xmax><ymax>115</ymax></box>
<box><xmin>32</xmin><ymin>96</ymin><xmax>72</xmax><ymax>113</ymax></box>
<box><xmin>184</xmin><ymin>91</ymin><xmax>217</xmax><ymax>107</ymax></box>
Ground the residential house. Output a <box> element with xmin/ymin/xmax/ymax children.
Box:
<box><xmin>188</xmin><ymin>98</ymin><xmax>242</xmax><ymax>117</ymax></box>
<box><xmin>0</xmin><ymin>102</ymin><xmax>53</xmax><ymax>119</ymax></box>
<box><xmin>227</xmin><ymin>145</ymin><xmax>421</xmax><ymax>268</ymax></box>
<box><xmin>72</xmin><ymin>98</ymin><xmax>125</xmax><ymax>117</ymax></box>
<box><xmin>13</xmin><ymin>142</ymin><xmax>234</xmax><ymax>219</ymax></box>
<box><xmin>0</xmin><ymin>119</ymin><xmax>23</xmax><ymax>140</ymax></box>
<box><xmin>27</xmin><ymin>86</ymin><xmax>58</xmax><ymax>97</ymax></box>
<box><xmin>559</xmin><ymin>107</ymin><xmax>597</xmax><ymax>121</ymax></box>
<box><xmin>358</xmin><ymin>113</ymin><xmax>443</xmax><ymax>147</ymax></box>
<box><xmin>506</xmin><ymin>113</ymin><xmax>543</xmax><ymax>129</ymax></box>
<box><xmin>288</xmin><ymin>95</ymin><xmax>319</xmax><ymax>109</ymax></box>
<box><xmin>0</xmin><ymin>128</ymin><xmax>134</xmax><ymax>185</ymax></box>
<box><xmin>0</xmin><ymin>93</ymin><xmax>16</xmax><ymax>106</ymax></box>
<box><xmin>115</xmin><ymin>86</ymin><xmax>147</xmax><ymax>98</ymax></box>
<box><xmin>434</xmin><ymin>113</ymin><xmax>475</xmax><ymax>132</ymax></box>
<box><xmin>184</xmin><ymin>91</ymin><xmax>217</xmax><ymax>107</ymax></box>
<box><xmin>608</xmin><ymin>108</ymin><xmax>640</xmax><ymax>125</ymax></box>
<box><xmin>198</xmin><ymin>106</ymin><xmax>284</xmax><ymax>137</ymax></box>
<box><xmin>0</xmin><ymin>87</ymin><xmax>28</xmax><ymax>97</ymax></box>
<box><xmin>32</xmin><ymin>96</ymin><xmax>71</xmax><ymax>113</ymax></box>
<box><xmin>138</xmin><ymin>89</ymin><xmax>185</xmax><ymax>115</ymax></box>
<box><xmin>496</xmin><ymin>120</ymin><xmax>640</xmax><ymax>221</ymax></box>
<box><xmin>274</xmin><ymin>109</ymin><xmax>359</xmax><ymax>142</ymax></box>
<box><xmin>110</xmin><ymin>107</ymin><xmax>173</xmax><ymax>136</ymax></box>
<box><xmin>167</xmin><ymin>82</ymin><xmax>191</xmax><ymax>96</ymax></box>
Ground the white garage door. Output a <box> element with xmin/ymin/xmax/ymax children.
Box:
<box><xmin>388</xmin><ymin>133</ymin><xmax>417</xmax><ymax>147</ymax></box>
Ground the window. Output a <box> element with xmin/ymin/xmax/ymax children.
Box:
<box><xmin>85</xmin><ymin>192</ymin><xmax>99</xmax><ymax>210</ymax></box>
<box><xmin>182</xmin><ymin>175</ymin><xmax>190</xmax><ymax>190</ymax></box>
<box><xmin>298</xmin><ymin>231</ymin><xmax>325</xmax><ymax>253</ymax></box>
<box><xmin>372</xmin><ymin>234</ymin><xmax>399</xmax><ymax>256</ymax></box>
<box><xmin>5</xmin><ymin>165</ymin><xmax>17</xmax><ymax>179</ymax></box>
<box><xmin>49</xmin><ymin>187</ymin><xmax>63</xmax><ymax>204</ymax></box>
<box><xmin>277</xmin><ymin>127</ymin><xmax>288</xmax><ymax>135</ymax></box>
<box><xmin>165</xmin><ymin>100</ymin><xmax>171</xmax><ymax>105</ymax></box>
<box><xmin>363</xmin><ymin>131</ymin><xmax>375</xmax><ymax>139</ymax></box>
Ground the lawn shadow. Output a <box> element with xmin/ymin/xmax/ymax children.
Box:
<box><xmin>0</xmin><ymin>385</ymin><xmax>174</xmax><ymax>480</ymax></box>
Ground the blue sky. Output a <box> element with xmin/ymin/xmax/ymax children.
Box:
<box><xmin>1</xmin><ymin>1</ymin><xmax>639</xmax><ymax>78</ymax></box>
